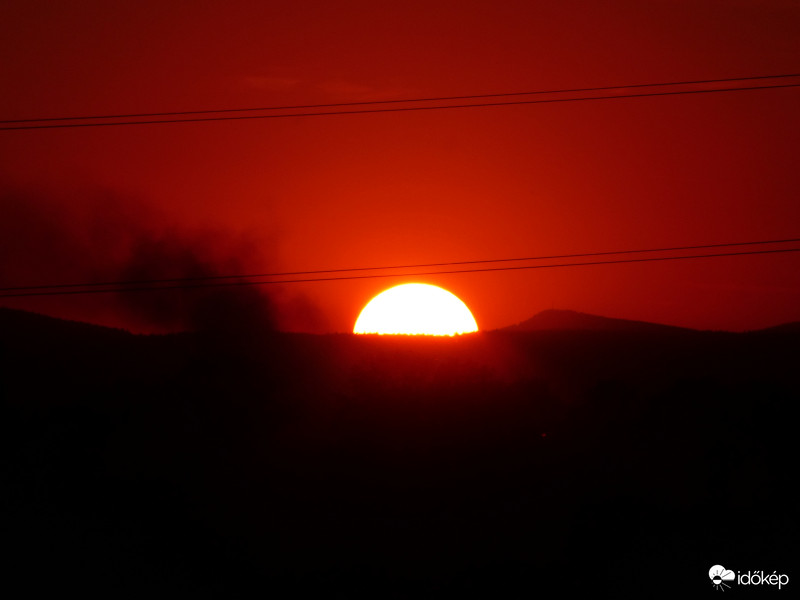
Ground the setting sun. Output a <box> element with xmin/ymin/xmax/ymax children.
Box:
<box><xmin>353</xmin><ymin>283</ymin><xmax>479</xmax><ymax>336</ymax></box>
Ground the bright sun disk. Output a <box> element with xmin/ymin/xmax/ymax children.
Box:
<box><xmin>353</xmin><ymin>283</ymin><xmax>478</xmax><ymax>336</ymax></box>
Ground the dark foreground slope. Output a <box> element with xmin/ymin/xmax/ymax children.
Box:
<box><xmin>1</xmin><ymin>308</ymin><xmax>797</xmax><ymax>597</ymax></box>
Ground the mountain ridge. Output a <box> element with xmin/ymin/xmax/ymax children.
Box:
<box><xmin>1</xmin><ymin>306</ymin><xmax>798</xmax><ymax>336</ymax></box>
<box><xmin>500</xmin><ymin>309</ymin><xmax>695</xmax><ymax>333</ymax></box>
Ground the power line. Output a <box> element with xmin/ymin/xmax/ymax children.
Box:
<box><xmin>2</xmin><ymin>82</ymin><xmax>798</xmax><ymax>132</ymax></box>
<box><xmin>2</xmin><ymin>72</ymin><xmax>798</xmax><ymax>125</ymax></box>
<box><xmin>2</xmin><ymin>237</ymin><xmax>798</xmax><ymax>294</ymax></box>
<box><xmin>1</xmin><ymin>247</ymin><xmax>797</xmax><ymax>299</ymax></box>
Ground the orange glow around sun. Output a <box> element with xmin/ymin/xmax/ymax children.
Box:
<box><xmin>353</xmin><ymin>283</ymin><xmax>479</xmax><ymax>336</ymax></box>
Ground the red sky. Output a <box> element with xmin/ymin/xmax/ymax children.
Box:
<box><xmin>1</xmin><ymin>0</ymin><xmax>799</xmax><ymax>333</ymax></box>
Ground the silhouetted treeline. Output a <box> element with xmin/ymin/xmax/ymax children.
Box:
<box><xmin>0</xmin><ymin>308</ymin><xmax>797</xmax><ymax>597</ymax></box>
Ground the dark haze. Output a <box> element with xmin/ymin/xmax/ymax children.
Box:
<box><xmin>0</xmin><ymin>185</ymin><xmax>276</xmax><ymax>333</ymax></box>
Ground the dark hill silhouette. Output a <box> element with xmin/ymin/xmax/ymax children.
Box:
<box><xmin>749</xmin><ymin>320</ymin><xmax>800</xmax><ymax>334</ymax></box>
<box><xmin>0</xmin><ymin>307</ymin><xmax>797</xmax><ymax>597</ymax></box>
<box><xmin>0</xmin><ymin>306</ymin><xmax>132</xmax><ymax>340</ymax></box>
<box><xmin>503</xmin><ymin>308</ymin><xmax>693</xmax><ymax>333</ymax></box>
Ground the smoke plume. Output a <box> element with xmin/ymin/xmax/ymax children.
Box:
<box><xmin>0</xmin><ymin>185</ymin><xmax>276</xmax><ymax>334</ymax></box>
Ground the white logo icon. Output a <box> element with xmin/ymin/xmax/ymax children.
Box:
<box><xmin>709</xmin><ymin>565</ymin><xmax>735</xmax><ymax>591</ymax></box>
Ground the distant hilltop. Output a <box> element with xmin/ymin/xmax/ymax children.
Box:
<box><xmin>501</xmin><ymin>309</ymin><xmax>800</xmax><ymax>334</ymax></box>
<box><xmin>502</xmin><ymin>309</ymin><xmax>696</xmax><ymax>333</ymax></box>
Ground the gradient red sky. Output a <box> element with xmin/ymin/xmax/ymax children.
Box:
<box><xmin>1</xmin><ymin>0</ymin><xmax>798</xmax><ymax>333</ymax></box>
